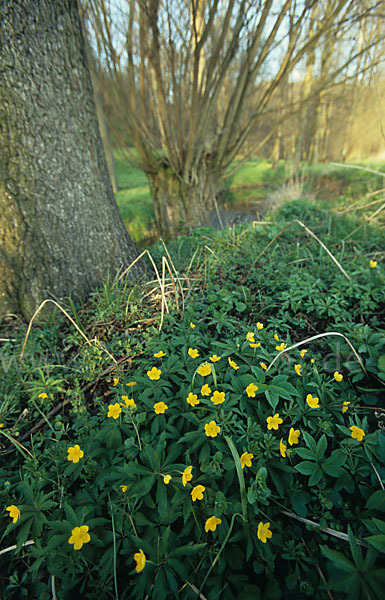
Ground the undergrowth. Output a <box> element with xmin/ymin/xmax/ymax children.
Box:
<box><xmin>1</xmin><ymin>198</ymin><xmax>385</xmax><ymax>600</ymax></box>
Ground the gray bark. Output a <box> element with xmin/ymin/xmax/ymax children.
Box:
<box><xmin>0</xmin><ymin>0</ymin><xmax>145</xmax><ymax>320</ymax></box>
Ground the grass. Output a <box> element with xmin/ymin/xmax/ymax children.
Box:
<box><xmin>2</xmin><ymin>160</ymin><xmax>385</xmax><ymax>599</ymax></box>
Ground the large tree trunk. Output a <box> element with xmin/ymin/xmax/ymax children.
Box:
<box><xmin>147</xmin><ymin>160</ymin><xmax>217</xmax><ymax>237</ymax></box>
<box><xmin>0</xmin><ymin>0</ymin><xmax>145</xmax><ymax>321</ymax></box>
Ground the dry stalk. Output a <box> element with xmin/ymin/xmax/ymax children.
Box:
<box><xmin>20</xmin><ymin>299</ymin><xmax>92</xmax><ymax>361</ymax></box>
<box><xmin>161</xmin><ymin>238</ymin><xmax>186</xmax><ymax>316</ymax></box>
<box><xmin>19</xmin><ymin>299</ymin><xmax>117</xmax><ymax>364</ymax></box>
<box><xmin>114</xmin><ymin>249</ymin><xmax>170</xmax><ymax>318</ymax></box>
<box><xmin>281</xmin><ymin>509</ymin><xmax>368</xmax><ymax>547</ymax></box>
<box><xmin>265</xmin><ymin>331</ymin><xmax>367</xmax><ymax>376</ymax></box>
<box><xmin>253</xmin><ymin>219</ymin><xmax>350</xmax><ymax>280</ymax></box>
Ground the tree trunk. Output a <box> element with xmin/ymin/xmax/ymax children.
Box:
<box><xmin>147</xmin><ymin>161</ymin><xmax>217</xmax><ymax>238</ymax></box>
<box><xmin>0</xmin><ymin>0</ymin><xmax>145</xmax><ymax>321</ymax></box>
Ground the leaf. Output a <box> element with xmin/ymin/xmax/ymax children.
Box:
<box><xmin>302</xmin><ymin>431</ymin><xmax>317</xmax><ymax>454</ymax></box>
<box><xmin>296</xmin><ymin>447</ymin><xmax>317</xmax><ymax>461</ymax></box>
<box><xmin>322</xmin><ymin>464</ymin><xmax>345</xmax><ymax>478</ymax></box>
<box><xmin>348</xmin><ymin>525</ymin><xmax>363</xmax><ymax>568</ymax></box>
<box><xmin>320</xmin><ymin>545</ymin><xmax>356</xmax><ymax>572</ymax></box>
<box><xmin>308</xmin><ymin>469</ymin><xmax>322</xmax><ymax>486</ymax></box>
<box><xmin>265</xmin><ymin>389</ymin><xmax>279</xmax><ymax>411</ymax></box>
<box><xmin>122</xmin><ymin>462</ymin><xmax>153</xmax><ymax>476</ymax></box>
<box><xmin>365</xmin><ymin>534</ymin><xmax>385</xmax><ymax>554</ymax></box>
<box><xmin>130</xmin><ymin>475</ymin><xmax>155</xmax><ymax>497</ymax></box>
<box><xmin>316</xmin><ymin>434</ymin><xmax>328</xmax><ymax>460</ymax></box>
<box><xmin>168</xmin><ymin>543</ymin><xmax>207</xmax><ymax>557</ymax></box>
<box><xmin>295</xmin><ymin>461</ymin><xmax>319</xmax><ymax>476</ymax></box>
<box><xmin>366</xmin><ymin>490</ymin><xmax>385</xmax><ymax>512</ymax></box>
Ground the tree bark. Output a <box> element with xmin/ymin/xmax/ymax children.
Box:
<box><xmin>0</xmin><ymin>0</ymin><xmax>145</xmax><ymax>321</ymax></box>
<box><xmin>147</xmin><ymin>160</ymin><xmax>217</xmax><ymax>237</ymax></box>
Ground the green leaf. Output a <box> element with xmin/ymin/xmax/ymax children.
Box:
<box><xmin>296</xmin><ymin>447</ymin><xmax>316</xmax><ymax>461</ymax></box>
<box><xmin>366</xmin><ymin>490</ymin><xmax>385</xmax><ymax>512</ymax></box>
<box><xmin>302</xmin><ymin>431</ymin><xmax>317</xmax><ymax>454</ymax></box>
<box><xmin>265</xmin><ymin>389</ymin><xmax>279</xmax><ymax>411</ymax></box>
<box><xmin>322</xmin><ymin>464</ymin><xmax>345</xmax><ymax>478</ymax></box>
<box><xmin>308</xmin><ymin>470</ymin><xmax>323</xmax><ymax>486</ymax></box>
<box><xmin>168</xmin><ymin>543</ymin><xmax>207</xmax><ymax>557</ymax></box>
<box><xmin>348</xmin><ymin>525</ymin><xmax>363</xmax><ymax>568</ymax></box>
<box><xmin>320</xmin><ymin>545</ymin><xmax>355</xmax><ymax>572</ymax></box>
<box><xmin>378</xmin><ymin>355</ymin><xmax>385</xmax><ymax>373</ymax></box>
<box><xmin>295</xmin><ymin>461</ymin><xmax>319</xmax><ymax>476</ymax></box>
<box><xmin>365</xmin><ymin>534</ymin><xmax>385</xmax><ymax>554</ymax></box>
<box><xmin>316</xmin><ymin>434</ymin><xmax>327</xmax><ymax>460</ymax></box>
<box><xmin>122</xmin><ymin>463</ymin><xmax>153</xmax><ymax>476</ymax></box>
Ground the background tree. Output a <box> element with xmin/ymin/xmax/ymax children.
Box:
<box><xmin>87</xmin><ymin>0</ymin><xmax>384</xmax><ymax>237</ymax></box>
<box><xmin>0</xmin><ymin>0</ymin><xmax>145</xmax><ymax>321</ymax></box>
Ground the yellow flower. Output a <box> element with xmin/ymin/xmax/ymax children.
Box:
<box><xmin>306</xmin><ymin>394</ymin><xmax>319</xmax><ymax>408</ymax></box>
<box><xmin>249</xmin><ymin>342</ymin><xmax>261</xmax><ymax>348</ymax></box>
<box><xmin>246</xmin><ymin>383</ymin><xmax>258</xmax><ymax>397</ymax></box>
<box><xmin>190</xmin><ymin>322</ymin><xmax>196</xmax><ymax>328</ymax></box>
<box><xmin>188</xmin><ymin>348</ymin><xmax>199</xmax><ymax>358</ymax></box>
<box><xmin>134</xmin><ymin>548</ymin><xmax>146</xmax><ymax>573</ymax></box>
<box><xmin>108</xmin><ymin>403</ymin><xmax>122</xmax><ymax>419</ymax></box>
<box><xmin>191</xmin><ymin>484</ymin><xmax>205</xmax><ymax>501</ymax></box>
<box><xmin>205</xmin><ymin>420</ymin><xmax>221</xmax><ymax>437</ymax></box>
<box><xmin>256</xmin><ymin>322</ymin><xmax>264</xmax><ymax>330</ymax></box>
<box><xmin>300</xmin><ymin>349</ymin><xmax>307</xmax><ymax>358</ymax></box>
<box><xmin>154</xmin><ymin>401</ymin><xmax>168</xmax><ymax>414</ymax></box>
<box><xmin>201</xmin><ymin>384</ymin><xmax>212</xmax><ymax>396</ymax></box>
<box><xmin>370</xmin><ymin>260</ymin><xmax>378</xmax><ymax>268</ymax></box>
<box><xmin>68</xmin><ymin>525</ymin><xmax>90</xmax><ymax>550</ymax></box>
<box><xmin>37</xmin><ymin>392</ymin><xmax>48</xmax><ymax>399</ymax></box>
<box><xmin>126</xmin><ymin>381</ymin><xmax>137</xmax><ymax>387</ymax></box>
<box><xmin>187</xmin><ymin>392</ymin><xmax>200</xmax><ymax>406</ymax></box>
<box><xmin>276</xmin><ymin>343</ymin><xmax>287</xmax><ymax>351</ymax></box>
<box><xmin>257</xmin><ymin>521</ymin><xmax>272</xmax><ymax>543</ymax></box>
<box><xmin>0</xmin><ymin>423</ymin><xmax>3</xmax><ymax>428</ymax></box>
<box><xmin>260</xmin><ymin>362</ymin><xmax>268</xmax><ymax>370</ymax></box>
<box><xmin>182</xmin><ymin>466</ymin><xmax>193</xmax><ymax>486</ymax></box>
<box><xmin>121</xmin><ymin>396</ymin><xmax>136</xmax><ymax>409</ymax></box>
<box><xmin>112</xmin><ymin>377</ymin><xmax>119</xmax><ymax>387</ymax></box>
<box><xmin>288</xmin><ymin>427</ymin><xmax>301</xmax><ymax>445</ymax></box>
<box><xmin>147</xmin><ymin>367</ymin><xmax>161</xmax><ymax>380</ymax></box>
<box><xmin>310</xmin><ymin>358</ymin><xmax>315</xmax><ymax>364</ymax></box>
<box><xmin>6</xmin><ymin>505</ymin><xmax>20</xmax><ymax>523</ymax></box>
<box><xmin>154</xmin><ymin>350</ymin><xmax>166</xmax><ymax>358</ymax></box>
<box><xmin>342</xmin><ymin>401</ymin><xmax>350</xmax><ymax>414</ymax></box>
<box><xmin>211</xmin><ymin>390</ymin><xmax>225</xmax><ymax>405</ymax></box>
<box><xmin>120</xmin><ymin>485</ymin><xmax>128</xmax><ymax>493</ymax></box>
<box><xmin>294</xmin><ymin>364</ymin><xmax>302</xmax><ymax>376</ymax></box>
<box><xmin>266</xmin><ymin>413</ymin><xmax>283</xmax><ymax>430</ymax></box>
<box><xmin>240</xmin><ymin>451</ymin><xmax>253</xmax><ymax>469</ymax></box>
<box><xmin>210</xmin><ymin>355</ymin><xmax>221</xmax><ymax>362</ymax></box>
<box><xmin>205</xmin><ymin>516</ymin><xmax>222</xmax><ymax>532</ymax></box>
<box><xmin>280</xmin><ymin>439</ymin><xmax>287</xmax><ymax>457</ymax></box>
<box><xmin>246</xmin><ymin>332</ymin><xmax>255</xmax><ymax>342</ymax></box>
<box><xmin>163</xmin><ymin>475</ymin><xmax>172</xmax><ymax>485</ymax></box>
<box><xmin>228</xmin><ymin>357</ymin><xmax>239</xmax><ymax>370</ymax></box>
<box><xmin>274</xmin><ymin>333</ymin><xmax>280</xmax><ymax>341</ymax></box>
<box><xmin>67</xmin><ymin>444</ymin><xmax>84</xmax><ymax>463</ymax></box>
<box><xmin>350</xmin><ymin>426</ymin><xmax>365</xmax><ymax>441</ymax></box>
<box><xmin>334</xmin><ymin>371</ymin><xmax>343</xmax><ymax>382</ymax></box>
<box><xmin>197</xmin><ymin>363</ymin><xmax>212</xmax><ymax>376</ymax></box>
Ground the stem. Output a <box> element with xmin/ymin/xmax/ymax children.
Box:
<box><xmin>199</xmin><ymin>513</ymin><xmax>246</xmax><ymax>595</ymax></box>
<box><xmin>224</xmin><ymin>436</ymin><xmax>248</xmax><ymax>534</ymax></box>
<box><xmin>108</xmin><ymin>495</ymin><xmax>119</xmax><ymax>600</ymax></box>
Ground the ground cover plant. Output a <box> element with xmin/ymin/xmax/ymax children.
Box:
<box><xmin>1</xmin><ymin>192</ymin><xmax>385</xmax><ymax>599</ymax></box>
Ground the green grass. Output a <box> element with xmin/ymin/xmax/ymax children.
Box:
<box><xmin>114</xmin><ymin>151</ymin><xmax>154</xmax><ymax>244</ymax></box>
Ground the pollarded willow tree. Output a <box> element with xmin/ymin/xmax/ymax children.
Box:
<box><xmin>87</xmin><ymin>0</ymin><xmax>384</xmax><ymax>237</ymax></box>
<box><xmin>0</xmin><ymin>0</ymin><xmax>146</xmax><ymax>321</ymax></box>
